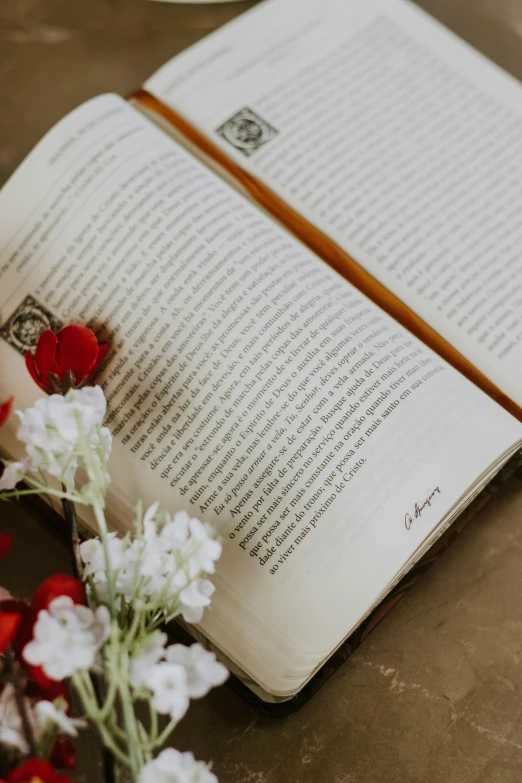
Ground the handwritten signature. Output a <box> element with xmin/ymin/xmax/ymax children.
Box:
<box><xmin>404</xmin><ymin>487</ymin><xmax>441</xmax><ymax>530</ymax></box>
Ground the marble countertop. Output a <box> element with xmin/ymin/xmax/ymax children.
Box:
<box><xmin>2</xmin><ymin>1</ymin><xmax>522</xmax><ymax>781</ymax></box>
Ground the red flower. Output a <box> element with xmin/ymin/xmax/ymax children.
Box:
<box><xmin>50</xmin><ymin>739</ymin><xmax>76</xmax><ymax>771</ymax></box>
<box><xmin>0</xmin><ymin>610</ymin><xmax>22</xmax><ymax>654</ymax></box>
<box><xmin>25</xmin><ymin>325</ymin><xmax>108</xmax><ymax>394</ymax></box>
<box><xmin>3</xmin><ymin>759</ymin><xmax>71</xmax><ymax>783</ymax></box>
<box><xmin>0</xmin><ymin>396</ymin><xmax>13</xmax><ymax>427</ymax></box>
<box><xmin>0</xmin><ymin>598</ymin><xmax>32</xmax><ymax>665</ymax></box>
<box><xmin>19</xmin><ymin>575</ymin><xmax>85</xmax><ymax>690</ymax></box>
<box><xmin>32</xmin><ymin>574</ymin><xmax>85</xmax><ymax>616</ymax></box>
<box><xmin>0</xmin><ymin>537</ymin><xmax>21</xmax><ymax>652</ymax></box>
<box><xmin>24</xmin><ymin>676</ymin><xmax>71</xmax><ymax>708</ymax></box>
<box><xmin>0</xmin><ymin>574</ymin><xmax>84</xmax><ymax>690</ymax></box>
<box><xmin>25</xmin><ymin>660</ymin><xmax>75</xmax><ymax>698</ymax></box>
<box><xmin>0</xmin><ymin>533</ymin><xmax>13</xmax><ymax>560</ymax></box>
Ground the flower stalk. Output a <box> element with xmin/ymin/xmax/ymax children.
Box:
<box><xmin>4</xmin><ymin>648</ymin><xmax>38</xmax><ymax>757</ymax></box>
<box><xmin>61</xmin><ymin>494</ymin><xmax>83</xmax><ymax>582</ymax></box>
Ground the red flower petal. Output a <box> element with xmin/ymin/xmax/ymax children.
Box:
<box><xmin>0</xmin><ymin>611</ymin><xmax>22</xmax><ymax>654</ymax></box>
<box><xmin>0</xmin><ymin>600</ymin><xmax>31</xmax><ymax>659</ymax></box>
<box><xmin>0</xmin><ymin>396</ymin><xmax>13</xmax><ymax>427</ymax></box>
<box><xmin>92</xmin><ymin>341</ymin><xmax>109</xmax><ymax>376</ymax></box>
<box><xmin>0</xmin><ymin>533</ymin><xmax>13</xmax><ymax>560</ymax></box>
<box><xmin>55</xmin><ymin>325</ymin><xmax>100</xmax><ymax>383</ymax></box>
<box><xmin>0</xmin><ymin>598</ymin><xmax>29</xmax><ymax>613</ymax></box>
<box><xmin>32</xmin><ymin>574</ymin><xmax>85</xmax><ymax>615</ymax></box>
<box><xmin>25</xmin><ymin>350</ymin><xmax>43</xmax><ymax>389</ymax></box>
<box><xmin>24</xmin><ymin>661</ymin><xmax>57</xmax><ymax>691</ymax></box>
<box><xmin>51</xmin><ymin>739</ymin><xmax>76</xmax><ymax>770</ymax></box>
<box><xmin>34</xmin><ymin>330</ymin><xmax>60</xmax><ymax>389</ymax></box>
<box><xmin>26</xmin><ymin>324</ymin><xmax>107</xmax><ymax>392</ymax></box>
<box><xmin>23</xmin><ymin>669</ymin><xmax>71</xmax><ymax>706</ymax></box>
<box><xmin>39</xmin><ymin>679</ymin><xmax>71</xmax><ymax>708</ymax></box>
<box><xmin>8</xmin><ymin>758</ymin><xmax>71</xmax><ymax>783</ymax></box>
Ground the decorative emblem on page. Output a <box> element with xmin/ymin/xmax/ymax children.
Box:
<box><xmin>0</xmin><ymin>295</ymin><xmax>63</xmax><ymax>356</ymax></box>
<box><xmin>216</xmin><ymin>108</ymin><xmax>278</xmax><ymax>157</ymax></box>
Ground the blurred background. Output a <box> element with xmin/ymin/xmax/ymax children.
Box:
<box><xmin>1</xmin><ymin>0</ymin><xmax>522</xmax><ymax>186</ymax></box>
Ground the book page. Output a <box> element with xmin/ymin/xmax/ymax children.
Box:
<box><xmin>1</xmin><ymin>94</ymin><xmax>521</xmax><ymax>696</ymax></box>
<box><xmin>145</xmin><ymin>0</ymin><xmax>522</xmax><ymax>410</ymax></box>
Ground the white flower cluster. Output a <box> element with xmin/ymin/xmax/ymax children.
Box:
<box><xmin>140</xmin><ymin>748</ymin><xmax>217</xmax><ymax>783</ymax></box>
<box><xmin>80</xmin><ymin>503</ymin><xmax>222</xmax><ymax>623</ymax></box>
<box><xmin>130</xmin><ymin>633</ymin><xmax>228</xmax><ymax>722</ymax></box>
<box><xmin>23</xmin><ymin>596</ymin><xmax>111</xmax><ymax>680</ymax></box>
<box><xmin>0</xmin><ymin>386</ymin><xmax>111</xmax><ymax>491</ymax></box>
<box><xmin>0</xmin><ymin>685</ymin><xmax>84</xmax><ymax>754</ymax></box>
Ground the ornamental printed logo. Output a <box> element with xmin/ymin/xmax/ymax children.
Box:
<box><xmin>0</xmin><ymin>295</ymin><xmax>63</xmax><ymax>356</ymax></box>
<box><xmin>216</xmin><ymin>108</ymin><xmax>278</xmax><ymax>157</ymax></box>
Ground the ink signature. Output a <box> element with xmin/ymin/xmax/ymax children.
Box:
<box><xmin>404</xmin><ymin>487</ymin><xmax>441</xmax><ymax>530</ymax></box>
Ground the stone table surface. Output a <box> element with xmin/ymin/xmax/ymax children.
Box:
<box><xmin>2</xmin><ymin>1</ymin><xmax>522</xmax><ymax>781</ymax></box>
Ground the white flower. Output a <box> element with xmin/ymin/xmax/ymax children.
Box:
<box><xmin>145</xmin><ymin>662</ymin><xmax>189</xmax><ymax>721</ymax></box>
<box><xmin>79</xmin><ymin>504</ymin><xmax>219</xmax><ymax>625</ymax></box>
<box><xmin>23</xmin><ymin>596</ymin><xmax>110</xmax><ymax>680</ymax></box>
<box><xmin>160</xmin><ymin>511</ymin><xmax>190</xmax><ymax>553</ymax></box>
<box><xmin>165</xmin><ymin>644</ymin><xmax>228</xmax><ymax>699</ymax></box>
<box><xmin>139</xmin><ymin>748</ymin><xmax>217</xmax><ymax>783</ymax></box>
<box><xmin>0</xmin><ymin>459</ymin><xmax>32</xmax><ymax>491</ymax></box>
<box><xmin>183</xmin><ymin>519</ymin><xmax>222</xmax><ymax>575</ymax></box>
<box><xmin>0</xmin><ymin>684</ymin><xmax>28</xmax><ymax>752</ymax></box>
<box><xmin>34</xmin><ymin>699</ymin><xmax>85</xmax><ymax>737</ymax></box>
<box><xmin>130</xmin><ymin>632</ymin><xmax>168</xmax><ymax>690</ymax></box>
<box><xmin>140</xmin><ymin>505</ymin><xmax>168</xmax><ymax>588</ymax></box>
<box><xmin>113</xmin><ymin>545</ymin><xmax>140</xmax><ymax>602</ymax></box>
<box><xmin>80</xmin><ymin>532</ymin><xmax>124</xmax><ymax>577</ymax></box>
<box><xmin>0</xmin><ymin>386</ymin><xmax>111</xmax><ymax>490</ymax></box>
<box><xmin>0</xmin><ymin>687</ymin><xmax>85</xmax><ymax>753</ymax></box>
<box><xmin>80</xmin><ymin>533</ymin><xmax>127</xmax><ymax>602</ymax></box>
<box><xmin>178</xmin><ymin>579</ymin><xmax>215</xmax><ymax>624</ymax></box>
<box><xmin>131</xmin><ymin>639</ymin><xmax>227</xmax><ymax>704</ymax></box>
<box><xmin>144</xmin><ymin>501</ymin><xmax>160</xmax><ymax>528</ymax></box>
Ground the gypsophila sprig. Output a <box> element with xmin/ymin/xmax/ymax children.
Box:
<box><xmin>0</xmin><ymin>684</ymin><xmax>85</xmax><ymax>756</ymax></box>
<box><xmin>0</xmin><ymin>361</ymin><xmax>227</xmax><ymax>783</ymax></box>
<box><xmin>129</xmin><ymin>636</ymin><xmax>227</xmax><ymax>722</ymax></box>
<box><xmin>164</xmin><ymin>644</ymin><xmax>229</xmax><ymax>699</ymax></box>
<box><xmin>0</xmin><ymin>386</ymin><xmax>111</xmax><ymax>496</ymax></box>
<box><xmin>139</xmin><ymin>749</ymin><xmax>218</xmax><ymax>783</ymax></box>
<box><xmin>23</xmin><ymin>597</ymin><xmax>111</xmax><ymax>680</ymax></box>
<box><xmin>80</xmin><ymin>503</ymin><xmax>222</xmax><ymax>628</ymax></box>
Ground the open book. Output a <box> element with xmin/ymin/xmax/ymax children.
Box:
<box><xmin>1</xmin><ymin>0</ymin><xmax>522</xmax><ymax>706</ymax></box>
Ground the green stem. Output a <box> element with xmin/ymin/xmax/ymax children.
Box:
<box><xmin>118</xmin><ymin>650</ymin><xmax>143</xmax><ymax>782</ymax></box>
<box><xmin>96</xmin><ymin>726</ymin><xmax>130</xmax><ymax>767</ymax></box>
<box><xmin>96</xmin><ymin>671</ymin><xmax>119</xmax><ymax>723</ymax></box>
<box><xmin>5</xmin><ymin>649</ymin><xmax>38</xmax><ymax>756</ymax></box>
<box><xmin>109</xmin><ymin>723</ymin><xmax>129</xmax><ymax>743</ymax></box>
<box><xmin>0</xmin><ymin>486</ymin><xmax>82</xmax><ymax>503</ymax></box>
<box><xmin>23</xmin><ymin>473</ymin><xmax>77</xmax><ymax>497</ymax></box>
<box><xmin>125</xmin><ymin>606</ymin><xmax>142</xmax><ymax>646</ymax></box>
<box><xmin>39</xmin><ymin>725</ymin><xmax>58</xmax><ymax>761</ymax></box>
<box><xmin>61</xmin><ymin>491</ymin><xmax>83</xmax><ymax>581</ymax></box>
<box><xmin>148</xmin><ymin>698</ymin><xmax>158</xmax><ymax>744</ymax></box>
<box><xmin>91</xmin><ymin>671</ymin><xmax>118</xmax><ymax>783</ymax></box>
<box><xmin>72</xmin><ymin>672</ymin><xmax>129</xmax><ymax>768</ymax></box>
<box><xmin>72</xmin><ymin>671</ymin><xmax>102</xmax><ymax>721</ymax></box>
<box><xmin>93</xmin><ymin>501</ymin><xmax>116</xmax><ymax>619</ymax></box>
<box><xmin>147</xmin><ymin>717</ymin><xmax>177</xmax><ymax>751</ymax></box>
